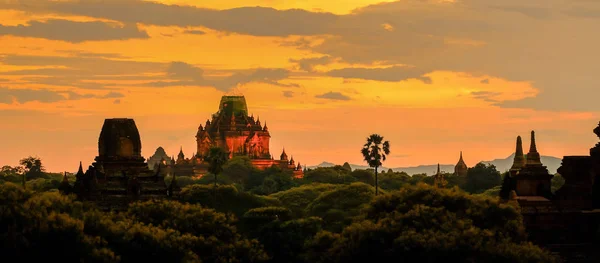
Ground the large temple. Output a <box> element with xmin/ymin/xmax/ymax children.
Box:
<box><xmin>59</xmin><ymin>118</ymin><xmax>179</xmax><ymax>211</ymax></box>
<box><xmin>149</xmin><ymin>95</ymin><xmax>304</xmax><ymax>178</ymax></box>
<box><xmin>502</xmin><ymin>125</ymin><xmax>600</xmax><ymax>261</ymax></box>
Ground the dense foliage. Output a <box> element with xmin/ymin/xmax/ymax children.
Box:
<box><xmin>305</xmin><ymin>185</ymin><xmax>557</xmax><ymax>263</ymax></box>
<box><xmin>0</xmin><ymin>156</ymin><xmax>559</xmax><ymax>262</ymax></box>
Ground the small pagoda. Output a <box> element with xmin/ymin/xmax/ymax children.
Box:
<box><xmin>453</xmin><ymin>151</ymin><xmax>468</xmax><ymax>177</ymax></box>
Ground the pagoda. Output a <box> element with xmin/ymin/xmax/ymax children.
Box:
<box><xmin>513</xmin><ymin>131</ymin><xmax>553</xmax><ymax>198</ymax></box>
<box><xmin>61</xmin><ymin>118</ymin><xmax>178</xmax><ymax>211</ymax></box>
<box><xmin>453</xmin><ymin>151</ymin><xmax>468</xmax><ymax>177</ymax></box>
<box><xmin>500</xmin><ymin>124</ymin><xmax>600</xmax><ymax>260</ymax></box>
<box><xmin>509</xmin><ymin>136</ymin><xmax>527</xmax><ymax>176</ymax></box>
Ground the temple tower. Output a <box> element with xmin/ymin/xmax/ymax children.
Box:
<box><xmin>454</xmin><ymin>151</ymin><xmax>468</xmax><ymax>177</ymax></box>
<box><xmin>513</xmin><ymin>131</ymin><xmax>553</xmax><ymax>197</ymax></box>
<box><xmin>510</xmin><ymin>136</ymin><xmax>526</xmax><ymax>176</ymax></box>
<box><xmin>93</xmin><ymin>118</ymin><xmax>148</xmax><ymax>176</ymax></box>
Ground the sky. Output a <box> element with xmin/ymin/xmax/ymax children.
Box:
<box><xmin>1</xmin><ymin>0</ymin><xmax>600</xmax><ymax>173</ymax></box>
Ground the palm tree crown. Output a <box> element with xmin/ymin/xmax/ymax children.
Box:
<box><xmin>206</xmin><ymin>147</ymin><xmax>229</xmax><ymax>176</ymax></box>
<box><xmin>361</xmin><ymin>134</ymin><xmax>390</xmax><ymax>196</ymax></box>
<box><xmin>361</xmin><ymin>134</ymin><xmax>390</xmax><ymax>168</ymax></box>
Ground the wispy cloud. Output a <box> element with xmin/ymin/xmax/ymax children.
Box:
<box><xmin>0</xmin><ymin>19</ymin><xmax>148</xmax><ymax>43</ymax></box>
<box><xmin>315</xmin><ymin>91</ymin><xmax>351</xmax><ymax>101</ymax></box>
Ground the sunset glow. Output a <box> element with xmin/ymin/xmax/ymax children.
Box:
<box><xmin>1</xmin><ymin>0</ymin><xmax>599</xmax><ymax>172</ymax></box>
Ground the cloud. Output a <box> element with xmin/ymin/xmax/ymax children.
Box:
<box><xmin>0</xmin><ymin>54</ymin><xmax>162</xmax><ymax>75</ymax></box>
<box><xmin>113</xmin><ymin>99</ymin><xmax>121</xmax><ymax>104</ymax></box>
<box><xmin>184</xmin><ymin>29</ymin><xmax>206</xmax><ymax>35</ymax></box>
<box><xmin>0</xmin><ymin>87</ymin><xmax>65</xmax><ymax>104</ymax></box>
<box><xmin>326</xmin><ymin>66</ymin><xmax>432</xmax><ymax>83</ymax></box>
<box><xmin>66</xmin><ymin>91</ymin><xmax>124</xmax><ymax>100</ymax></box>
<box><xmin>480</xmin><ymin>79</ymin><xmax>490</xmax><ymax>84</ymax></box>
<box><xmin>489</xmin><ymin>5</ymin><xmax>554</xmax><ymax>19</ymax></box>
<box><xmin>471</xmin><ymin>91</ymin><xmax>502</xmax><ymax>103</ymax></box>
<box><xmin>56</xmin><ymin>50</ymin><xmax>129</xmax><ymax>59</ymax></box>
<box><xmin>0</xmin><ymin>19</ymin><xmax>149</xmax><ymax>43</ymax></box>
<box><xmin>141</xmin><ymin>61</ymin><xmax>297</xmax><ymax>91</ymax></box>
<box><xmin>0</xmin><ymin>54</ymin><xmax>297</xmax><ymax>92</ymax></box>
<box><xmin>5</xmin><ymin>0</ymin><xmax>600</xmax><ymax>110</ymax></box>
<box><xmin>0</xmin><ymin>87</ymin><xmax>124</xmax><ymax>104</ymax></box>
<box><xmin>290</xmin><ymin>56</ymin><xmax>336</xmax><ymax>72</ymax></box>
<box><xmin>283</xmin><ymin>90</ymin><xmax>294</xmax><ymax>97</ymax></box>
<box><xmin>4</xmin><ymin>0</ymin><xmax>337</xmax><ymax>36</ymax></box>
<box><xmin>0</xmin><ymin>54</ymin><xmax>165</xmax><ymax>89</ymax></box>
<box><xmin>315</xmin><ymin>91</ymin><xmax>351</xmax><ymax>101</ymax></box>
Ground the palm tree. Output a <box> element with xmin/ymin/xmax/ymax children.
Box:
<box><xmin>361</xmin><ymin>134</ymin><xmax>390</xmax><ymax>196</ymax></box>
<box><xmin>206</xmin><ymin>146</ymin><xmax>229</xmax><ymax>191</ymax></box>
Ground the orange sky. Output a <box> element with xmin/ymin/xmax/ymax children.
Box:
<box><xmin>1</xmin><ymin>0</ymin><xmax>599</xmax><ymax>172</ymax></box>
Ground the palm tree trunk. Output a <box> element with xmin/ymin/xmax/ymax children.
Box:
<box><xmin>375</xmin><ymin>166</ymin><xmax>378</xmax><ymax>196</ymax></box>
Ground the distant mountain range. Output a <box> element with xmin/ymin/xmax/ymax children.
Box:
<box><xmin>308</xmin><ymin>153</ymin><xmax>562</xmax><ymax>175</ymax></box>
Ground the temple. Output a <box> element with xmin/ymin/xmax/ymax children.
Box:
<box><xmin>149</xmin><ymin>95</ymin><xmax>304</xmax><ymax>178</ymax></box>
<box><xmin>453</xmin><ymin>151</ymin><xmax>468</xmax><ymax>177</ymax></box>
<box><xmin>59</xmin><ymin>118</ymin><xmax>179</xmax><ymax>211</ymax></box>
<box><xmin>501</xmin><ymin>126</ymin><xmax>600</xmax><ymax>261</ymax></box>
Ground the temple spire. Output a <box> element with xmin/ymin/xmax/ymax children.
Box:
<box><xmin>436</xmin><ymin>163</ymin><xmax>440</xmax><ymax>175</ymax></box>
<box><xmin>58</xmin><ymin>171</ymin><xmax>72</xmax><ymax>194</ymax></box>
<box><xmin>511</xmin><ymin>136</ymin><xmax>526</xmax><ymax>170</ymax></box>
<box><xmin>459</xmin><ymin>151</ymin><xmax>463</xmax><ymax>161</ymax></box>
<box><xmin>526</xmin><ymin>131</ymin><xmax>542</xmax><ymax>165</ymax></box>
<box><xmin>76</xmin><ymin>161</ymin><xmax>85</xmax><ymax>177</ymax></box>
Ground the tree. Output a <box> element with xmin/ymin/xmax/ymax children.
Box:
<box><xmin>206</xmin><ymin>146</ymin><xmax>229</xmax><ymax>195</ymax></box>
<box><xmin>349</xmin><ymin>169</ymin><xmax>375</xmax><ymax>185</ymax></box>
<box><xmin>301</xmin><ymin>167</ymin><xmax>355</xmax><ymax>185</ymax></box>
<box><xmin>464</xmin><ymin>162</ymin><xmax>502</xmax><ymax>194</ymax></box>
<box><xmin>19</xmin><ymin>156</ymin><xmax>45</xmax><ymax>187</ymax></box>
<box><xmin>499</xmin><ymin>172</ymin><xmax>512</xmax><ymax>200</ymax></box>
<box><xmin>307</xmin><ymin>183</ymin><xmax>376</xmax><ymax>232</ymax></box>
<box><xmin>551</xmin><ymin>173</ymin><xmax>565</xmax><ymax>193</ymax></box>
<box><xmin>360</xmin><ymin>134</ymin><xmax>390</xmax><ymax>196</ymax></box>
<box><xmin>305</xmin><ymin>184</ymin><xmax>558</xmax><ymax>263</ymax></box>
<box><xmin>180</xmin><ymin>184</ymin><xmax>281</xmax><ymax>218</ymax></box>
<box><xmin>342</xmin><ymin>162</ymin><xmax>352</xmax><ymax>172</ymax></box>
<box><xmin>222</xmin><ymin>156</ymin><xmax>256</xmax><ymax>185</ymax></box>
<box><xmin>270</xmin><ymin>183</ymin><xmax>340</xmax><ymax>218</ymax></box>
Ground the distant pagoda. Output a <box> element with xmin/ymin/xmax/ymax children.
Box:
<box><xmin>453</xmin><ymin>151</ymin><xmax>468</xmax><ymax>177</ymax></box>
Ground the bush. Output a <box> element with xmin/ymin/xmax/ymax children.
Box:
<box><xmin>305</xmin><ymin>184</ymin><xmax>557</xmax><ymax>263</ymax></box>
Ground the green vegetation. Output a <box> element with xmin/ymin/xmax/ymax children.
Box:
<box><xmin>0</xmin><ymin>155</ymin><xmax>558</xmax><ymax>262</ymax></box>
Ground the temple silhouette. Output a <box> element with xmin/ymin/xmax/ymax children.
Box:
<box><xmin>59</xmin><ymin>95</ymin><xmax>304</xmax><ymax>210</ymax></box>
<box><xmin>502</xmin><ymin>124</ymin><xmax>600</xmax><ymax>261</ymax></box>
<box><xmin>59</xmin><ymin>118</ymin><xmax>179</xmax><ymax>211</ymax></box>
<box><xmin>148</xmin><ymin>95</ymin><xmax>304</xmax><ymax>178</ymax></box>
